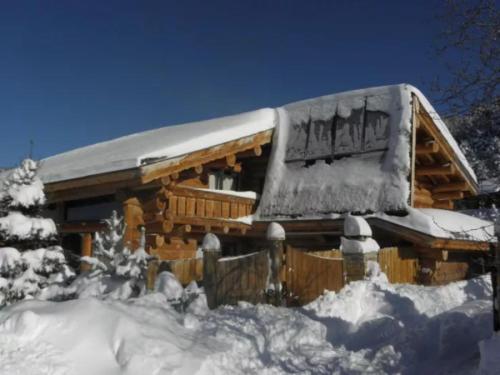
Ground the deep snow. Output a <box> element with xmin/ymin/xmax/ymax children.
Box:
<box><xmin>0</xmin><ymin>268</ymin><xmax>497</xmax><ymax>375</ymax></box>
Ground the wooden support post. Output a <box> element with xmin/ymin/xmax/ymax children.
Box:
<box><xmin>266</xmin><ymin>222</ymin><xmax>285</xmax><ymax>306</ymax></box>
<box><xmin>202</xmin><ymin>233</ymin><xmax>221</xmax><ymax>309</ymax></box>
<box><xmin>80</xmin><ymin>233</ymin><xmax>93</xmax><ymax>272</ymax></box>
<box><xmin>122</xmin><ymin>197</ymin><xmax>144</xmax><ymax>250</ymax></box>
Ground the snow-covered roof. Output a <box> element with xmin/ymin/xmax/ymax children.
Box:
<box><xmin>257</xmin><ymin>84</ymin><xmax>476</xmax><ymax>218</ymax></box>
<box><xmin>374</xmin><ymin>208</ymin><xmax>496</xmax><ymax>243</ymax></box>
<box><xmin>38</xmin><ymin>108</ymin><xmax>276</xmax><ymax>184</ymax></box>
<box><xmin>6</xmin><ymin>84</ymin><xmax>473</xmax><ymax>211</ymax></box>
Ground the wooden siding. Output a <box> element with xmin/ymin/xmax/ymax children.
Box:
<box><xmin>164</xmin><ymin>258</ymin><xmax>203</xmax><ymax>285</ymax></box>
<box><xmin>378</xmin><ymin>247</ymin><xmax>419</xmax><ymax>284</ymax></box>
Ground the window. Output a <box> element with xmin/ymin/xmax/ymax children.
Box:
<box><xmin>208</xmin><ymin>170</ymin><xmax>239</xmax><ymax>191</ymax></box>
<box><xmin>284</xmin><ymin>99</ymin><xmax>390</xmax><ymax>163</ymax></box>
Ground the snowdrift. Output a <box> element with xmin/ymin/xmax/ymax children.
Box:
<box><xmin>0</xmin><ymin>272</ymin><xmax>495</xmax><ymax>375</ymax></box>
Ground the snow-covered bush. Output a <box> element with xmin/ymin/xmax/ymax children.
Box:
<box><xmin>79</xmin><ymin>211</ymin><xmax>154</xmax><ymax>299</ymax></box>
<box><xmin>0</xmin><ymin>159</ymin><xmax>74</xmax><ymax>306</ymax></box>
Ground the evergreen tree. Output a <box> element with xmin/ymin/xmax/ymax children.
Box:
<box><xmin>0</xmin><ymin>159</ymin><xmax>74</xmax><ymax>306</ymax></box>
<box><xmin>81</xmin><ymin>211</ymin><xmax>153</xmax><ymax>298</ymax></box>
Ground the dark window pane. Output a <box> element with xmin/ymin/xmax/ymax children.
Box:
<box><xmin>305</xmin><ymin>118</ymin><xmax>334</xmax><ymax>160</ymax></box>
<box><xmin>364</xmin><ymin>110</ymin><xmax>390</xmax><ymax>151</ymax></box>
<box><xmin>334</xmin><ymin>108</ymin><xmax>364</xmax><ymax>156</ymax></box>
<box><xmin>285</xmin><ymin>120</ymin><xmax>309</xmax><ymax>162</ymax></box>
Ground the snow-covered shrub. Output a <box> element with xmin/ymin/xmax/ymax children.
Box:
<box><xmin>0</xmin><ymin>159</ymin><xmax>74</xmax><ymax>306</ymax></box>
<box><xmin>79</xmin><ymin>211</ymin><xmax>154</xmax><ymax>299</ymax></box>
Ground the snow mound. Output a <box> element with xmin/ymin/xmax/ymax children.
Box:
<box><xmin>0</xmin><ymin>297</ymin><xmax>218</xmax><ymax>375</ymax></box>
<box><xmin>154</xmin><ymin>271</ymin><xmax>184</xmax><ymax>300</ymax></box>
<box><xmin>304</xmin><ymin>272</ymin><xmax>493</xmax><ymax>373</ymax></box>
<box><xmin>0</xmin><ymin>270</ymin><xmax>494</xmax><ymax>374</ymax></box>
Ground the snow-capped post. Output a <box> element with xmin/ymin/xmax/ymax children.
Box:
<box><xmin>266</xmin><ymin>222</ymin><xmax>285</xmax><ymax>306</ymax></box>
<box><xmin>202</xmin><ymin>233</ymin><xmax>221</xmax><ymax>309</ymax></box>
<box><xmin>340</xmin><ymin>214</ymin><xmax>380</xmax><ymax>283</ymax></box>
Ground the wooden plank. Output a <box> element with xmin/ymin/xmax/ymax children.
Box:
<box><xmin>196</xmin><ymin>198</ymin><xmax>206</xmax><ymax>217</ymax></box>
<box><xmin>186</xmin><ymin>197</ymin><xmax>196</xmax><ymax>216</ymax></box>
<box><xmin>432</xmin><ymin>182</ymin><xmax>468</xmax><ymax>193</ymax></box>
<box><xmin>416</xmin><ymin>164</ymin><xmax>456</xmax><ymax>176</ymax></box>
<box><xmin>165</xmin><ymin>186</ymin><xmax>256</xmax><ymax>205</ymax></box>
<box><xmin>168</xmin><ymin>196</ymin><xmax>178</xmax><ymax>216</ymax></box>
<box><xmin>222</xmin><ymin>202</ymin><xmax>230</xmax><ymax>218</ymax></box>
<box><xmin>238</xmin><ymin>203</ymin><xmax>246</xmax><ymax>218</ymax></box>
<box><xmin>230</xmin><ymin>202</ymin><xmax>239</xmax><ymax>218</ymax></box>
<box><xmin>177</xmin><ymin>197</ymin><xmax>186</xmax><ymax>216</ymax></box>
<box><xmin>433</xmin><ymin>191</ymin><xmax>464</xmax><ymax>201</ymax></box>
<box><xmin>416</xmin><ymin>142</ymin><xmax>439</xmax><ymax>155</ymax></box>
<box><xmin>213</xmin><ymin>201</ymin><xmax>222</xmax><ymax>217</ymax></box>
<box><xmin>205</xmin><ymin>199</ymin><xmax>214</xmax><ymax>218</ymax></box>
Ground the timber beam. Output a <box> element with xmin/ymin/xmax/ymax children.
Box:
<box><xmin>416</xmin><ymin>142</ymin><xmax>440</xmax><ymax>155</ymax></box>
<box><xmin>433</xmin><ymin>191</ymin><xmax>464</xmax><ymax>201</ymax></box>
<box><xmin>415</xmin><ymin>164</ymin><xmax>455</xmax><ymax>176</ymax></box>
<box><xmin>432</xmin><ymin>182</ymin><xmax>469</xmax><ymax>194</ymax></box>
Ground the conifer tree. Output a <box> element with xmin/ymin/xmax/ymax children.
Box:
<box><xmin>0</xmin><ymin>159</ymin><xmax>74</xmax><ymax>306</ymax></box>
<box><xmin>81</xmin><ymin>211</ymin><xmax>153</xmax><ymax>298</ymax></box>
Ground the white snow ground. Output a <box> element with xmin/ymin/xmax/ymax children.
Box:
<box><xmin>0</xmin><ymin>270</ymin><xmax>497</xmax><ymax>375</ymax></box>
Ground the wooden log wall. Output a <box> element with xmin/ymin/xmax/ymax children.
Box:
<box><xmin>419</xmin><ymin>257</ymin><xmax>469</xmax><ymax>285</ymax></box>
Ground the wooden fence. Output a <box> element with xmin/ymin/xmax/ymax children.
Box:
<box><xmin>215</xmin><ymin>251</ymin><xmax>269</xmax><ymax>305</ymax></box>
<box><xmin>149</xmin><ymin>257</ymin><xmax>203</xmax><ymax>286</ymax></box>
<box><xmin>286</xmin><ymin>247</ymin><xmax>344</xmax><ymax>305</ymax></box>
<box><xmin>147</xmin><ymin>246</ymin><xmax>424</xmax><ymax>307</ymax></box>
<box><xmin>378</xmin><ymin>247</ymin><xmax>418</xmax><ymax>284</ymax></box>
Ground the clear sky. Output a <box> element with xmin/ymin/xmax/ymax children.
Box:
<box><xmin>0</xmin><ymin>0</ymin><xmax>447</xmax><ymax>167</ymax></box>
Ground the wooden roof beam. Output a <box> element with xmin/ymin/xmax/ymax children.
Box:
<box><xmin>416</xmin><ymin>142</ymin><xmax>440</xmax><ymax>155</ymax></box>
<box><xmin>433</xmin><ymin>191</ymin><xmax>464</xmax><ymax>201</ymax></box>
<box><xmin>416</xmin><ymin>164</ymin><xmax>456</xmax><ymax>176</ymax></box>
<box><xmin>432</xmin><ymin>182</ymin><xmax>469</xmax><ymax>193</ymax></box>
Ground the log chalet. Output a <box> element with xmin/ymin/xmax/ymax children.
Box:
<box><xmin>26</xmin><ymin>84</ymin><xmax>497</xmax><ymax>284</ymax></box>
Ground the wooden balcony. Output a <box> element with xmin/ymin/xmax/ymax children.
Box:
<box><xmin>144</xmin><ymin>186</ymin><xmax>257</xmax><ymax>236</ymax></box>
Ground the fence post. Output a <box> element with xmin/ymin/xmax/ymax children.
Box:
<box><xmin>266</xmin><ymin>222</ymin><xmax>285</xmax><ymax>306</ymax></box>
<box><xmin>202</xmin><ymin>233</ymin><xmax>221</xmax><ymax>309</ymax></box>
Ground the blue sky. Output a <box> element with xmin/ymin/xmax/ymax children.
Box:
<box><xmin>0</xmin><ymin>0</ymin><xmax>446</xmax><ymax>167</ymax></box>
